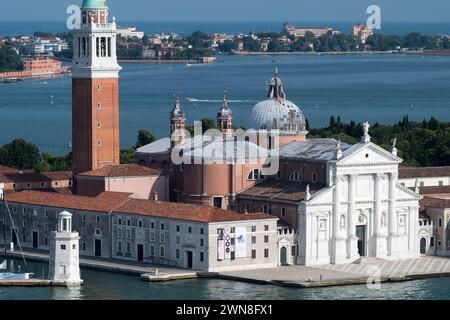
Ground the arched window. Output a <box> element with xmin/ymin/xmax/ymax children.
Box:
<box><xmin>289</xmin><ymin>171</ymin><xmax>302</xmax><ymax>182</ymax></box>
<box><xmin>248</xmin><ymin>169</ymin><xmax>264</xmax><ymax>181</ymax></box>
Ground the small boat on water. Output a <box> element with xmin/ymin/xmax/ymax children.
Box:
<box><xmin>0</xmin><ymin>272</ymin><xmax>33</xmax><ymax>280</ymax></box>
<box><xmin>0</xmin><ymin>78</ymin><xmax>19</xmax><ymax>84</ymax></box>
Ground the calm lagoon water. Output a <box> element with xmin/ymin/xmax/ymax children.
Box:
<box><xmin>0</xmin><ymin>258</ymin><xmax>449</xmax><ymax>300</ymax></box>
<box><xmin>0</xmin><ymin>54</ymin><xmax>450</xmax><ymax>155</ymax></box>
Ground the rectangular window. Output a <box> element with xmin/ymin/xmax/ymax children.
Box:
<box><xmin>312</xmin><ymin>173</ymin><xmax>317</xmax><ymax>183</ymax></box>
<box><xmin>251</xmin><ymin>249</ymin><xmax>256</xmax><ymax>259</ymax></box>
<box><xmin>438</xmin><ymin>240</ymin><xmax>442</xmax><ymax>247</ymax></box>
<box><xmin>45</xmin><ymin>210</ymin><xmax>48</xmax><ymax>218</ymax></box>
<box><xmin>44</xmin><ymin>238</ymin><xmax>48</xmax><ymax>246</ymax></box>
<box><xmin>231</xmin><ymin>251</ymin><xmax>235</xmax><ymax>260</ymax></box>
<box><xmin>117</xmin><ymin>228</ymin><xmax>122</xmax><ymax>238</ymax></box>
<box><xmin>160</xmin><ymin>233</ymin><xmax>165</xmax><ymax>243</ymax></box>
<box><xmin>127</xmin><ymin>219</ymin><xmax>131</xmax><ymax>226</ymax></box>
<box><xmin>127</xmin><ymin>242</ymin><xmax>131</xmax><ymax>252</ymax></box>
<box><xmin>251</xmin><ymin>226</ymin><xmax>256</xmax><ymax>232</ymax></box>
<box><xmin>430</xmin><ymin>237</ymin><xmax>435</xmax><ymax>247</ymax></box>
<box><xmin>95</xmin><ymin>216</ymin><xmax>100</xmax><ymax>223</ymax></box>
<box><xmin>176</xmin><ymin>236</ymin><xmax>180</xmax><ymax>244</ymax></box>
<box><xmin>138</xmin><ymin>220</ymin><xmax>143</xmax><ymax>228</ymax></box>
<box><xmin>200</xmin><ymin>252</ymin><xmax>204</xmax><ymax>262</ymax></box>
<box><xmin>176</xmin><ymin>249</ymin><xmax>180</xmax><ymax>259</ymax></box>
<box><xmin>118</xmin><ymin>241</ymin><xmax>122</xmax><ymax>251</ymax></box>
<box><xmin>82</xmin><ymin>215</ymin><xmax>86</xmax><ymax>222</ymax></box>
<box><xmin>82</xmin><ymin>242</ymin><xmax>86</xmax><ymax>251</ymax></box>
<box><xmin>151</xmin><ymin>222</ymin><xmax>155</xmax><ymax>229</ymax></box>
<box><xmin>200</xmin><ymin>239</ymin><xmax>204</xmax><ymax>247</ymax></box>
<box><xmin>439</xmin><ymin>218</ymin><xmax>442</xmax><ymax>228</ymax></box>
<box><xmin>22</xmin><ymin>220</ymin><xmax>26</xmax><ymax>228</ymax></box>
<box><xmin>160</xmin><ymin>246</ymin><xmax>165</xmax><ymax>257</ymax></box>
<box><xmin>264</xmin><ymin>248</ymin><xmax>269</xmax><ymax>258</ymax></box>
<box><xmin>281</xmin><ymin>208</ymin><xmax>286</xmax><ymax>217</ymax></box>
<box><xmin>291</xmin><ymin>246</ymin><xmax>296</xmax><ymax>256</ymax></box>
<box><xmin>262</xmin><ymin>205</ymin><xmax>268</xmax><ymax>213</ymax></box>
<box><xmin>160</xmin><ymin>223</ymin><xmax>165</xmax><ymax>230</ymax></box>
<box><xmin>200</xmin><ymin>228</ymin><xmax>204</xmax><ymax>235</ymax></box>
<box><xmin>252</xmin><ymin>236</ymin><xmax>256</xmax><ymax>244</ymax></box>
<box><xmin>150</xmin><ymin>245</ymin><xmax>155</xmax><ymax>256</ymax></box>
<box><xmin>264</xmin><ymin>225</ymin><xmax>269</xmax><ymax>231</ymax></box>
<box><xmin>176</xmin><ymin>225</ymin><xmax>180</xmax><ymax>232</ymax></box>
<box><xmin>150</xmin><ymin>231</ymin><xmax>155</xmax><ymax>241</ymax></box>
<box><xmin>264</xmin><ymin>235</ymin><xmax>269</xmax><ymax>243</ymax></box>
<box><xmin>60</xmin><ymin>245</ymin><xmax>66</xmax><ymax>250</ymax></box>
<box><xmin>188</xmin><ymin>226</ymin><xmax>192</xmax><ymax>234</ymax></box>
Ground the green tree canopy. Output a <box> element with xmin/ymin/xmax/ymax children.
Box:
<box><xmin>0</xmin><ymin>139</ymin><xmax>41</xmax><ymax>170</ymax></box>
<box><xmin>0</xmin><ymin>44</ymin><xmax>23</xmax><ymax>73</ymax></box>
<box><xmin>135</xmin><ymin>129</ymin><xmax>157</xmax><ymax>149</ymax></box>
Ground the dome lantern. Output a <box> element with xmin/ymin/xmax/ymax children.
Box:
<box><xmin>248</xmin><ymin>68</ymin><xmax>308</xmax><ymax>145</ymax></box>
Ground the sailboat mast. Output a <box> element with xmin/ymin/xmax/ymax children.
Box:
<box><xmin>2</xmin><ymin>190</ymin><xmax>6</xmax><ymax>258</ymax></box>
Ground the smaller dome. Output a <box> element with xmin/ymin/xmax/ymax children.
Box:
<box><xmin>82</xmin><ymin>0</ymin><xmax>108</xmax><ymax>9</ymax></box>
<box><xmin>58</xmin><ymin>210</ymin><xmax>72</xmax><ymax>218</ymax></box>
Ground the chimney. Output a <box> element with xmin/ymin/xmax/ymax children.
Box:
<box><xmin>153</xmin><ymin>192</ymin><xmax>159</xmax><ymax>202</ymax></box>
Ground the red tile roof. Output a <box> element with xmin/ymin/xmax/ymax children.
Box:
<box><xmin>399</xmin><ymin>166</ymin><xmax>450</xmax><ymax>179</ymax></box>
<box><xmin>0</xmin><ymin>165</ymin><xmax>18</xmax><ymax>173</ymax></box>
<box><xmin>421</xmin><ymin>196</ymin><xmax>450</xmax><ymax>209</ymax></box>
<box><xmin>0</xmin><ymin>171</ymin><xmax>72</xmax><ymax>183</ymax></box>
<box><xmin>4</xmin><ymin>190</ymin><xmax>276</xmax><ymax>223</ymax></box>
<box><xmin>116</xmin><ymin>199</ymin><xmax>276</xmax><ymax>223</ymax></box>
<box><xmin>78</xmin><ymin>164</ymin><xmax>161</xmax><ymax>178</ymax></box>
<box><xmin>238</xmin><ymin>179</ymin><xmax>324</xmax><ymax>202</ymax></box>
<box><xmin>5</xmin><ymin>190</ymin><xmax>132</xmax><ymax>213</ymax></box>
<box><xmin>419</xmin><ymin>185</ymin><xmax>450</xmax><ymax>195</ymax></box>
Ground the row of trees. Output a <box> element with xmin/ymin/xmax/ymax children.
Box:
<box><xmin>309</xmin><ymin>116</ymin><xmax>450</xmax><ymax>167</ymax></box>
<box><xmin>217</xmin><ymin>31</ymin><xmax>450</xmax><ymax>53</ymax></box>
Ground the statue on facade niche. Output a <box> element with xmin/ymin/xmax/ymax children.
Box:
<box><xmin>340</xmin><ymin>215</ymin><xmax>346</xmax><ymax>230</ymax></box>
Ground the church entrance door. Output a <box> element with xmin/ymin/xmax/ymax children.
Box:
<box><xmin>420</xmin><ymin>238</ymin><xmax>426</xmax><ymax>254</ymax></box>
<box><xmin>356</xmin><ymin>226</ymin><xmax>366</xmax><ymax>256</ymax></box>
<box><xmin>280</xmin><ymin>247</ymin><xmax>287</xmax><ymax>265</ymax></box>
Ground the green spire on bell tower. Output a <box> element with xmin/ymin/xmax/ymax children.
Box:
<box><xmin>81</xmin><ymin>0</ymin><xmax>108</xmax><ymax>9</ymax></box>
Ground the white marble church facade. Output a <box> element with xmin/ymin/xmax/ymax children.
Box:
<box><xmin>297</xmin><ymin>127</ymin><xmax>421</xmax><ymax>265</ymax></box>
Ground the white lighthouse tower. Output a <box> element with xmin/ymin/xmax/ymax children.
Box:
<box><xmin>49</xmin><ymin>211</ymin><xmax>82</xmax><ymax>285</ymax></box>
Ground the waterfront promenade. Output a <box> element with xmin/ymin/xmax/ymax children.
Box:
<box><xmin>214</xmin><ymin>256</ymin><xmax>450</xmax><ymax>288</ymax></box>
<box><xmin>6</xmin><ymin>249</ymin><xmax>450</xmax><ymax>288</ymax></box>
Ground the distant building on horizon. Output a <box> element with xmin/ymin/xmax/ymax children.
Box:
<box><xmin>352</xmin><ymin>23</ymin><xmax>374</xmax><ymax>45</ymax></box>
<box><xmin>283</xmin><ymin>22</ymin><xmax>335</xmax><ymax>38</ymax></box>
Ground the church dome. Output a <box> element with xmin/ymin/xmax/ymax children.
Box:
<box><xmin>248</xmin><ymin>68</ymin><xmax>307</xmax><ymax>135</ymax></box>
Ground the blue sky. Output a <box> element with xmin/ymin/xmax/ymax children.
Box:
<box><xmin>1</xmin><ymin>0</ymin><xmax>448</xmax><ymax>22</ymax></box>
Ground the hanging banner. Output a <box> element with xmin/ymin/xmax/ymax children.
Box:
<box><xmin>235</xmin><ymin>227</ymin><xmax>247</xmax><ymax>258</ymax></box>
<box><xmin>217</xmin><ymin>239</ymin><xmax>225</xmax><ymax>260</ymax></box>
<box><xmin>224</xmin><ymin>227</ymin><xmax>232</xmax><ymax>260</ymax></box>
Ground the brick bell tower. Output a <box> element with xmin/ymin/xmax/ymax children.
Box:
<box><xmin>71</xmin><ymin>0</ymin><xmax>121</xmax><ymax>182</ymax></box>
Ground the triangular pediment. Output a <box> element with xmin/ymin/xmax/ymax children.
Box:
<box><xmin>337</xmin><ymin>142</ymin><xmax>402</xmax><ymax>166</ymax></box>
<box><xmin>396</xmin><ymin>184</ymin><xmax>422</xmax><ymax>201</ymax></box>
